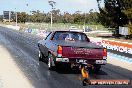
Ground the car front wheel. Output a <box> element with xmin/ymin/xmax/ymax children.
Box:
<box><xmin>48</xmin><ymin>53</ymin><xmax>55</xmax><ymax>70</ymax></box>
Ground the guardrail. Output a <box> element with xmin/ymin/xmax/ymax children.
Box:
<box><xmin>89</xmin><ymin>37</ymin><xmax>132</xmax><ymax>55</ymax></box>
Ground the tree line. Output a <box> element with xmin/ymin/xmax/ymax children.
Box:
<box><xmin>16</xmin><ymin>0</ymin><xmax>132</xmax><ymax>28</ymax></box>
<box><xmin>97</xmin><ymin>0</ymin><xmax>132</xmax><ymax>28</ymax></box>
<box><xmin>16</xmin><ymin>9</ymin><xmax>99</xmax><ymax>25</ymax></box>
<box><xmin>1</xmin><ymin>0</ymin><xmax>131</xmax><ymax>31</ymax></box>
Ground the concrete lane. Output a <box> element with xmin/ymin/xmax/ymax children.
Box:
<box><xmin>0</xmin><ymin>44</ymin><xmax>33</xmax><ymax>88</ymax></box>
<box><xmin>0</xmin><ymin>26</ymin><xmax>132</xmax><ymax>88</ymax></box>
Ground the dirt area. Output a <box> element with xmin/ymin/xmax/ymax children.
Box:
<box><xmin>0</xmin><ymin>45</ymin><xmax>34</xmax><ymax>88</ymax></box>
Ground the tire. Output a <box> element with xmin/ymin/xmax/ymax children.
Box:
<box><xmin>82</xmin><ymin>78</ymin><xmax>91</xmax><ymax>86</ymax></box>
<box><xmin>39</xmin><ymin>50</ymin><xmax>43</xmax><ymax>61</ymax></box>
<box><xmin>82</xmin><ymin>79</ymin><xmax>87</xmax><ymax>86</ymax></box>
<box><xmin>48</xmin><ymin>53</ymin><xmax>55</xmax><ymax>70</ymax></box>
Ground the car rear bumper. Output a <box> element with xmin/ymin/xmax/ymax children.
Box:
<box><xmin>56</xmin><ymin>58</ymin><xmax>69</xmax><ymax>62</ymax></box>
<box><xmin>55</xmin><ymin>58</ymin><xmax>107</xmax><ymax>65</ymax></box>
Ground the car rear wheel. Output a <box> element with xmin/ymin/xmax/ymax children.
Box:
<box><xmin>48</xmin><ymin>53</ymin><xmax>55</xmax><ymax>70</ymax></box>
<box><xmin>39</xmin><ymin>50</ymin><xmax>43</xmax><ymax>61</ymax></box>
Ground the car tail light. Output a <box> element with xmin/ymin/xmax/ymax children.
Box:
<box><xmin>57</xmin><ymin>46</ymin><xmax>62</xmax><ymax>57</ymax></box>
<box><xmin>103</xmin><ymin>48</ymin><xmax>107</xmax><ymax>59</ymax></box>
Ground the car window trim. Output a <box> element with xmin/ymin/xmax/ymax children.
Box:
<box><xmin>45</xmin><ymin>32</ymin><xmax>52</xmax><ymax>40</ymax></box>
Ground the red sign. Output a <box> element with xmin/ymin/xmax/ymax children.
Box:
<box><xmin>90</xmin><ymin>79</ymin><xmax>130</xmax><ymax>85</ymax></box>
<box><xmin>102</xmin><ymin>40</ymin><xmax>132</xmax><ymax>54</ymax></box>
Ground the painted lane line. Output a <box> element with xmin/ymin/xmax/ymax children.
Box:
<box><xmin>108</xmin><ymin>52</ymin><xmax>132</xmax><ymax>63</ymax></box>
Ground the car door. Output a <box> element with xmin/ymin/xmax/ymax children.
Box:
<box><xmin>41</xmin><ymin>32</ymin><xmax>52</xmax><ymax>57</ymax></box>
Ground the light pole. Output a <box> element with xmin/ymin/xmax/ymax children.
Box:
<box><xmin>9</xmin><ymin>11</ymin><xmax>11</xmax><ymax>23</ymax></box>
<box><xmin>51</xmin><ymin>10</ymin><xmax>53</xmax><ymax>28</ymax></box>
<box><xmin>48</xmin><ymin>0</ymin><xmax>56</xmax><ymax>28</ymax></box>
<box><xmin>83</xmin><ymin>3</ymin><xmax>88</xmax><ymax>32</ymax></box>
<box><xmin>15</xmin><ymin>8</ymin><xmax>17</xmax><ymax>26</ymax></box>
<box><xmin>84</xmin><ymin>12</ymin><xmax>86</xmax><ymax>32</ymax></box>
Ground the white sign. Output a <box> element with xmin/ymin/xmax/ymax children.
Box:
<box><xmin>119</xmin><ymin>27</ymin><xmax>128</xmax><ymax>35</ymax></box>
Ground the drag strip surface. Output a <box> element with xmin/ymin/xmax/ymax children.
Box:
<box><xmin>0</xmin><ymin>26</ymin><xmax>132</xmax><ymax>88</ymax></box>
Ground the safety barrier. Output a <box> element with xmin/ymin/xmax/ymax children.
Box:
<box><xmin>89</xmin><ymin>37</ymin><xmax>132</xmax><ymax>55</ymax></box>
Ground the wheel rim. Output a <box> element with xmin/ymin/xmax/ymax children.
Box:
<box><xmin>48</xmin><ymin>57</ymin><xmax>51</xmax><ymax>68</ymax></box>
<box><xmin>39</xmin><ymin>51</ymin><xmax>41</xmax><ymax>58</ymax></box>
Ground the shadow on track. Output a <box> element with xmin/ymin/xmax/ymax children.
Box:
<box><xmin>39</xmin><ymin>60</ymin><xmax>108</xmax><ymax>76</ymax></box>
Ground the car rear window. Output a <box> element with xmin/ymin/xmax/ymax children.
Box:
<box><xmin>53</xmin><ymin>31</ymin><xmax>89</xmax><ymax>42</ymax></box>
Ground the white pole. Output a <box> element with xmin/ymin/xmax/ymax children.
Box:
<box><xmin>51</xmin><ymin>11</ymin><xmax>53</xmax><ymax>28</ymax></box>
<box><xmin>84</xmin><ymin>12</ymin><xmax>86</xmax><ymax>28</ymax></box>
<box><xmin>9</xmin><ymin>11</ymin><xmax>11</xmax><ymax>23</ymax></box>
<box><xmin>48</xmin><ymin>0</ymin><xmax>56</xmax><ymax>29</ymax></box>
<box><xmin>15</xmin><ymin>8</ymin><xmax>17</xmax><ymax>26</ymax></box>
<box><xmin>83</xmin><ymin>12</ymin><xmax>86</xmax><ymax>32</ymax></box>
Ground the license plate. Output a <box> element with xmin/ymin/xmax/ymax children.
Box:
<box><xmin>76</xmin><ymin>59</ymin><xmax>87</xmax><ymax>63</ymax></box>
<box><xmin>96</xmin><ymin>60</ymin><xmax>106</xmax><ymax>64</ymax></box>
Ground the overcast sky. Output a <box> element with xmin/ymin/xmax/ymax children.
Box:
<box><xmin>0</xmin><ymin>0</ymin><xmax>104</xmax><ymax>14</ymax></box>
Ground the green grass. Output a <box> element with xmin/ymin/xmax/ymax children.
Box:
<box><xmin>86</xmin><ymin>33</ymin><xmax>99</xmax><ymax>38</ymax></box>
<box><xmin>86</xmin><ymin>33</ymin><xmax>132</xmax><ymax>43</ymax></box>
<box><xmin>1</xmin><ymin>22</ymin><xmax>107</xmax><ymax>31</ymax></box>
<box><xmin>1</xmin><ymin>22</ymin><xmax>131</xmax><ymax>43</ymax></box>
<box><xmin>16</xmin><ymin>22</ymin><xmax>106</xmax><ymax>31</ymax></box>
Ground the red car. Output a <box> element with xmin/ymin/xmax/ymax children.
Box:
<box><xmin>38</xmin><ymin>31</ymin><xmax>107</xmax><ymax>72</ymax></box>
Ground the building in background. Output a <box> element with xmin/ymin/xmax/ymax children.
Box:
<box><xmin>3</xmin><ymin>11</ymin><xmax>15</xmax><ymax>22</ymax></box>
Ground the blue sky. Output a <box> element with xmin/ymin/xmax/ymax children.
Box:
<box><xmin>0</xmin><ymin>0</ymin><xmax>103</xmax><ymax>14</ymax></box>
